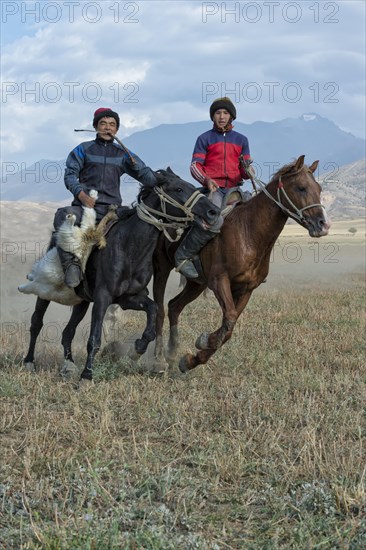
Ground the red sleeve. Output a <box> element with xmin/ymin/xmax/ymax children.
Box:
<box><xmin>190</xmin><ymin>134</ymin><xmax>211</xmax><ymax>186</ymax></box>
<box><xmin>190</xmin><ymin>161</ymin><xmax>208</xmax><ymax>185</ymax></box>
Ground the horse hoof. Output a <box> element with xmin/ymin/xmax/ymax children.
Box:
<box><xmin>60</xmin><ymin>360</ymin><xmax>81</xmax><ymax>384</ymax></box>
<box><xmin>135</xmin><ymin>338</ymin><xmax>149</xmax><ymax>355</ymax></box>
<box><xmin>127</xmin><ymin>346</ymin><xmax>141</xmax><ymax>362</ymax></box>
<box><xmin>23</xmin><ymin>362</ymin><xmax>36</xmax><ymax>374</ymax></box>
<box><xmin>195</xmin><ymin>332</ymin><xmax>210</xmax><ymax>350</ymax></box>
<box><xmin>179</xmin><ymin>354</ymin><xmax>195</xmax><ymax>373</ymax></box>
<box><xmin>149</xmin><ymin>359</ymin><xmax>168</xmax><ymax>375</ymax></box>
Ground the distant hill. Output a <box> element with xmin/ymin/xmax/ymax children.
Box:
<box><xmin>1</xmin><ymin>113</ymin><xmax>365</xmax><ymax>215</ymax></box>
<box><xmin>319</xmin><ymin>158</ymin><xmax>365</xmax><ymax>219</ymax></box>
<box><xmin>124</xmin><ymin>113</ymin><xmax>365</xmax><ymax>181</ymax></box>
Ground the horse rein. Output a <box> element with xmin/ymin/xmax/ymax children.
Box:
<box><xmin>136</xmin><ymin>188</ymin><xmax>205</xmax><ymax>242</ymax></box>
<box><xmin>247</xmin><ymin>167</ymin><xmax>325</xmax><ymax>225</ymax></box>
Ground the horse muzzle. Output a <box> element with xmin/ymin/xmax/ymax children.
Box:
<box><xmin>306</xmin><ymin>215</ymin><xmax>331</xmax><ymax>237</ymax></box>
<box><xmin>193</xmin><ymin>202</ymin><xmax>221</xmax><ymax>228</ymax></box>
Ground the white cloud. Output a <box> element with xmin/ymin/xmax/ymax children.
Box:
<box><xmin>1</xmin><ymin>0</ymin><xmax>364</xmax><ymax>165</ymax></box>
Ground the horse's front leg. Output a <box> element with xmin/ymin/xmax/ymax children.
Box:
<box><xmin>166</xmin><ymin>281</ymin><xmax>206</xmax><ymax>364</ymax></box>
<box><xmin>180</xmin><ymin>283</ymin><xmax>253</xmax><ymax>372</ymax></box>
<box><xmin>23</xmin><ymin>297</ymin><xmax>51</xmax><ymax>372</ymax></box>
<box><xmin>118</xmin><ymin>290</ymin><xmax>158</xmax><ymax>360</ymax></box>
<box><xmin>194</xmin><ymin>276</ymin><xmax>239</xmax><ymax>351</ymax></box>
<box><xmin>80</xmin><ymin>292</ymin><xmax>112</xmax><ymax>381</ymax></box>
<box><xmin>60</xmin><ymin>301</ymin><xmax>90</xmax><ymax>382</ymax></box>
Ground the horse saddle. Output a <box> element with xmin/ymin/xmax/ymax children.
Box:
<box><xmin>221</xmin><ymin>187</ymin><xmax>252</xmax><ymax>218</ymax></box>
<box><xmin>102</xmin><ymin>206</ymin><xmax>136</xmax><ymax>237</ymax></box>
<box><xmin>190</xmin><ymin>188</ymin><xmax>253</xmax><ymax>282</ymax></box>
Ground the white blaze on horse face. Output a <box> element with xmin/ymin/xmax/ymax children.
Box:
<box><xmin>312</xmin><ymin>206</ymin><xmax>331</xmax><ymax>237</ymax></box>
<box><xmin>322</xmin><ymin>207</ymin><xmax>331</xmax><ymax>230</ymax></box>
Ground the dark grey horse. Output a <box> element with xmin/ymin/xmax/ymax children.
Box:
<box><xmin>23</xmin><ymin>169</ymin><xmax>220</xmax><ymax>382</ymax></box>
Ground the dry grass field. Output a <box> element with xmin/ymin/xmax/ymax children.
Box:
<box><xmin>0</xmin><ymin>203</ymin><xmax>365</xmax><ymax>548</ymax></box>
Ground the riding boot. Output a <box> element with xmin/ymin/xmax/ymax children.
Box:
<box><xmin>57</xmin><ymin>247</ymin><xmax>82</xmax><ymax>288</ymax></box>
<box><xmin>175</xmin><ymin>224</ymin><xmax>219</xmax><ymax>279</ymax></box>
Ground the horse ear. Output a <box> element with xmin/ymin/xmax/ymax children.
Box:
<box><xmin>166</xmin><ymin>167</ymin><xmax>175</xmax><ymax>175</ymax></box>
<box><xmin>294</xmin><ymin>155</ymin><xmax>305</xmax><ymax>171</ymax></box>
<box><xmin>154</xmin><ymin>170</ymin><xmax>164</xmax><ymax>184</ymax></box>
<box><xmin>308</xmin><ymin>160</ymin><xmax>319</xmax><ymax>173</ymax></box>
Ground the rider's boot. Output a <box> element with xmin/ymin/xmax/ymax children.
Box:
<box><xmin>175</xmin><ymin>223</ymin><xmax>220</xmax><ymax>279</ymax></box>
<box><xmin>57</xmin><ymin>247</ymin><xmax>82</xmax><ymax>288</ymax></box>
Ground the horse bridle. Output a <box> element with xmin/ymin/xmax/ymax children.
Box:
<box><xmin>136</xmin><ymin>187</ymin><xmax>205</xmax><ymax>242</ymax></box>
<box><xmin>248</xmin><ymin>166</ymin><xmax>325</xmax><ymax>225</ymax></box>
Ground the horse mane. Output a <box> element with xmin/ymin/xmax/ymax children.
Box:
<box><xmin>137</xmin><ymin>168</ymin><xmax>182</xmax><ymax>204</ymax></box>
<box><xmin>269</xmin><ymin>160</ymin><xmax>299</xmax><ymax>183</ymax></box>
<box><xmin>228</xmin><ymin>160</ymin><xmax>302</xmax><ymax>222</ymax></box>
<box><xmin>137</xmin><ymin>185</ymin><xmax>154</xmax><ymax>204</ymax></box>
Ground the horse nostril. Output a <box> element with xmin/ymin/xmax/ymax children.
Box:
<box><xmin>319</xmin><ymin>218</ymin><xmax>329</xmax><ymax>230</ymax></box>
<box><xmin>208</xmin><ymin>209</ymin><xmax>218</xmax><ymax>218</ymax></box>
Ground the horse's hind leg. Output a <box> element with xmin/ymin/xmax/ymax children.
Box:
<box><xmin>60</xmin><ymin>301</ymin><xmax>90</xmax><ymax>382</ymax></box>
<box><xmin>152</xmin><ymin>253</ymin><xmax>173</xmax><ymax>372</ymax></box>
<box><xmin>23</xmin><ymin>298</ymin><xmax>51</xmax><ymax>372</ymax></box>
<box><xmin>81</xmin><ymin>292</ymin><xmax>112</xmax><ymax>381</ymax></box>
<box><xmin>166</xmin><ymin>281</ymin><xmax>206</xmax><ymax>364</ymax></box>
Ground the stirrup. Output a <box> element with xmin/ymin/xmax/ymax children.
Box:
<box><xmin>175</xmin><ymin>259</ymin><xmax>199</xmax><ymax>279</ymax></box>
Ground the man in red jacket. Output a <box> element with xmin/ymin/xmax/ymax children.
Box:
<box><xmin>175</xmin><ymin>97</ymin><xmax>253</xmax><ymax>279</ymax></box>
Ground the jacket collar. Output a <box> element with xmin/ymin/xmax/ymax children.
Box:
<box><xmin>95</xmin><ymin>135</ymin><xmax>114</xmax><ymax>145</ymax></box>
<box><xmin>212</xmin><ymin>123</ymin><xmax>234</xmax><ymax>133</ymax></box>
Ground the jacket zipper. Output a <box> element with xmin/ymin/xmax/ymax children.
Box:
<box><xmin>101</xmin><ymin>141</ymin><xmax>107</xmax><ymax>193</ymax></box>
<box><xmin>223</xmin><ymin>132</ymin><xmax>228</xmax><ymax>188</ymax></box>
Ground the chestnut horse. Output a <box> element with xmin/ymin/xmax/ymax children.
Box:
<box><xmin>152</xmin><ymin>155</ymin><xmax>331</xmax><ymax>373</ymax></box>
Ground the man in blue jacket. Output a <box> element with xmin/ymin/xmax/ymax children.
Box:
<box><xmin>54</xmin><ymin>107</ymin><xmax>157</xmax><ymax>288</ymax></box>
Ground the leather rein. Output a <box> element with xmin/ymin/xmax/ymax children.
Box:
<box><xmin>247</xmin><ymin>166</ymin><xmax>325</xmax><ymax>225</ymax></box>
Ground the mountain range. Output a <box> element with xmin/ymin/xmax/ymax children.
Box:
<box><xmin>319</xmin><ymin>157</ymin><xmax>365</xmax><ymax>219</ymax></box>
<box><xmin>1</xmin><ymin>113</ymin><xmax>365</xmax><ymax>218</ymax></box>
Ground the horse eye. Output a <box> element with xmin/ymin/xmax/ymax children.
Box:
<box><xmin>297</xmin><ymin>186</ymin><xmax>307</xmax><ymax>192</ymax></box>
<box><xmin>176</xmin><ymin>187</ymin><xmax>183</xmax><ymax>192</ymax></box>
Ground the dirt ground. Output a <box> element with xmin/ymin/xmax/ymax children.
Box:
<box><xmin>1</xmin><ymin>202</ymin><xmax>364</xmax><ymax>358</ymax></box>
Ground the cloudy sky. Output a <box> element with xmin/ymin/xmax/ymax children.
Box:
<box><xmin>1</xmin><ymin>0</ymin><xmax>365</xmax><ymax>167</ymax></box>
